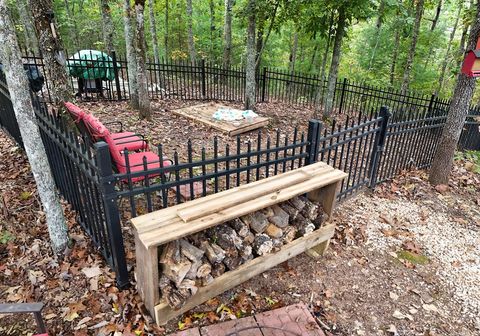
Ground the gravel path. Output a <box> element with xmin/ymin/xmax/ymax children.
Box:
<box><xmin>353</xmin><ymin>189</ymin><xmax>480</xmax><ymax>330</ymax></box>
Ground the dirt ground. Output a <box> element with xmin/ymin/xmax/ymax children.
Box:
<box><xmin>0</xmin><ymin>100</ymin><xmax>479</xmax><ymax>335</ymax></box>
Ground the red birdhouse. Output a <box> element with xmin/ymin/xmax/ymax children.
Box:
<box><xmin>461</xmin><ymin>37</ymin><xmax>480</xmax><ymax>77</ymax></box>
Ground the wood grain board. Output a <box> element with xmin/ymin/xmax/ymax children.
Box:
<box><xmin>171</xmin><ymin>102</ymin><xmax>270</xmax><ymax>136</ymax></box>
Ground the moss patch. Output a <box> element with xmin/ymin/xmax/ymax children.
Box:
<box><xmin>397</xmin><ymin>250</ymin><xmax>429</xmax><ymax>265</ymax></box>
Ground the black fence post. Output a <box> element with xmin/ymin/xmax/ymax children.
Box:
<box><xmin>201</xmin><ymin>59</ymin><xmax>206</xmax><ymax>99</ymax></box>
<box><xmin>369</xmin><ymin>106</ymin><xmax>391</xmax><ymax>188</ymax></box>
<box><xmin>305</xmin><ymin>119</ymin><xmax>323</xmax><ymax>165</ymax></box>
<box><xmin>426</xmin><ymin>93</ymin><xmax>436</xmax><ymax>117</ymax></box>
<box><xmin>338</xmin><ymin>78</ymin><xmax>348</xmax><ymax>114</ymax></box>
<box><xmin>111</xmin><ymin>51</ymin><xmax>122</xmax><ymax>101</ymax></box>
<box><xmin>94</xmin><ymin>141</ymin><xmax>129</xmax><ymax>288</ymax></box>
<box><xmin>261</xmin><ymin>67</ymin><xmax>267</xmax><ymax>102</ymax></box>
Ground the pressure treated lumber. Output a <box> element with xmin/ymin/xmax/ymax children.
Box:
<box><xmin>153</xmin><ymin>223</ymin><xmax>335</xmax><ymax>325</ymax></box>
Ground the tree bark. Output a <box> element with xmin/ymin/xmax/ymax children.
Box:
<box><xmin>436</xmin><ymin>5</ymin><xmax>461</xmax><ymax>96</ymax></box>
<box><xmin>223</xmin><ymin>0</ymin><xmax>234</xmax><ymax>69</ymax></box>
<box><xmin>245</xmin><ymin>0</ymin><xmax>256</xmax><ymax>110</ymax></box>
<box><xmin>429</xmin><ymin>1</ymin><xmax>480</xmax><ymax>185</ymax></box>
<box><xmin>165</xmin><ymin>0</ymin><xmax>169</xmax><ymax>58</ymax></box>
<box><xmin>148</xmin><ymin>0</ymin><xmax>160</xmax><ymax>64</ymax></box>
<box><xmin>124</xmin><ymin>0</ymin><xmax>139</xmax><ymax>109</ymax></box>
<box><xmin>288</xmin><ymin>31</ymin><xmax>299</xmax><ymax>75</ymax></box>
<box><xmin>0</xmin><ymin>0</ymin><xmax>69</xmax><ymax>255</ymax></box>
<box><xmin>17</xmin><ymin>0</ymin><xmax>39</xmax><ymax>54</ymax></box>
<box><xmin>390</xmin><ymin>29</ymin><xmax>401</xmax><ymax>86</ymax></box>
<box><xmin>400</xmin><ymin>0</ymin><xmax>424</xmax><ymax>93</ymax></box>
<box><xmin>186</xmin><ymin>0</ymin><xmax>196</xmax><ymax>65</ymax></box>
<box><xmin>430</xmin><ymin>0</ymin><xmax>442</xmax><ymax>31</ymax></box>
<box><xmin>324</xmin><ymin>7</ymin><xmax>346</xmax><ymax>117</ymax></box>
<box><xmin>314</xmin><ymin>14</ymin><xmax>333</xmax><ymax>116</ymax></box>
<box><xmin>368</xmin><ymin>0</ymin><xmax>385</xmax><ymax>70</ymax></box>
<box><xmin>100</xmin><ymin>0</ymin><xmax>114</xmax><ymax>52</ymax></box>
<box><xmin>255</xmin><ymin>0</ymin><xmax>279</xmax><ymax>70</ymax></box>
<box><xmin>134</xmin><ymin>0</ymin><xmax>151</xmax><ymax>119</ymax></box>
<box><xmin>30</xmin><ymin>0</ymin><xmax>72</xmax><ymax>106</ymax></box>
<box><xmin>209</xmin><ymin>0</ymin><xmax>215</xmax><ymax>61</ymax></box>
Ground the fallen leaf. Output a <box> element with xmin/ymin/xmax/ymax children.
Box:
<box><xmin>422</xmin><ymin>304</ymin><xmax>439</xmax><ymax>313</ymax></box>
<box><xmin>81</xmin><ymin>266</ymin><xmax>102</xmax><ymax>278</ymax></box>
<box><xmin>389</xmin><ymin>292</ymin><xmax>399</xmax><ymax>301</ymax></box>
<box><xmin>434</xmin><ymin>184</ymin><xmax>448</xmax><ymax>193</ymax></box>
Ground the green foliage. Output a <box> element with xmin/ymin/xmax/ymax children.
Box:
<box><xmin>0</xmin><ymin>230</ymin><xmax>14</xmax><ymax>244</ymax></box>
<box><xmin>456</xmin><ymin>150</ymin><xmax>480</xmax><ymax>173</ymax></box>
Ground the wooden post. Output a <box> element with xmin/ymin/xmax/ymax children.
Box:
<box><xmin>135</xmin><ymin>233</ymin><xmax>159</xmax><ymax>315</ymax></box>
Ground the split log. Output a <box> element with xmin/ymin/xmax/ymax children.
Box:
<box><xmin>230</xmin><ymin>218</ymin><xmax>250</xmax><ymax>237</ymax></box>
<box><xmin>196</xmin><ymin>262</ymin><xmax>212</xmax><ymax>278</ymax></box>
<box><xmin>269</xmin><ymin>205</ymin><xmax>290</xmax><ymax>228</ymax></box>
<box><xmin>239</xmin><ymin>245</ymin><xmax>253</xmax><ymax>262</ymax></box>
<box><xmin>280</xmin><ymin>203</ymin><xmax>299</xmax><ymax>220</ymax></box>
<box><xmin>179</xmin><ymin>239</ymin><xmax>204</xmax><ymax>262</ymax></box>
<box><xmin>209</xmin><ymin>225</ymin><xmax>241</xmax><ymax>257</ymax></box>
<box><xmin>211</xmin><ymin>262</ymin><xmax>226</xmax><ymax>278</ymax></box>
<box><xmin>271</xmin><ymin>238</ymin><xmax>283</xmax><ymax>252</ymax></box>
<box><xmin>289</xmin><ymin>196</ymin><xmax>306</xmax><ymax>211</ymax></box>
<box><xmin>200</xmin><ymin>241</ymin><xmax>225</xmax><ymax>264</ymax></box>
<box><xmin>160</xmin><ymin>241</ymin><xmax>192</xmax><ymax>286</ymax></box>
<box><xmin>188</xmin><ymin>231</ymin><xmax>209</xmax><ymax>248</ymax></box>
<box><xmin>253</xmin><ymin>234</ymin><xmax>273</xmax><ymax>256</ymax></box>
<box><xmin>241</xmin><ymin>212</ymin><xmax>268</xmax><ymax>233</ymax></box>
<box><xmin>185</xmin><ymin>260</ymin><xmax>202</xmax><ymax>280</ymax></box>
<box><xmin>299</xmin><ymin>196</ymin><xmax>319</xmax><ymax>221</ymax></box>
<box><xmin>265</xmin><ymin>223</ymin><xmax>283</xmax><ymax>239</ymax></box>
<box><xmin>312</xmin><ymin>212</ymin><xmax>328</xmax><ymax>229</ymax></box>
<box><xmin>244</xmin><ymin>231</ymin><xmax>255</xmax><ymax>245</ymax></box>
<box><xmin>292</xmin><ymin>214</ymin><xmax>315</xmax><ymax>237</ymax></box>
<box><xmin>159</xmin><ymin>275</ymin><xmax>187</xmax><ymax>309</ymax></box>
<box><xmin>201</xmin><ymin>274</ymin><xmax>214</xmax><ymax>286</ymax></box>
<box><xmin>260</xmin><ymin>207</ymin><xmax>274</xmax><ymax>217</ymax></box>
<box><xmin>282</xmin><ymin>226</ymin><xmax>297</xmax><ymax>244</ymax></box>
<box><xmin>179</xmin><ymin>279</ymin><xmax>198</xmax><ymax>296</ymax></box>
<box><xmin>223</xmin><ymin>255</ymin><xmax>242</xmax><ymax>271</ymax></box>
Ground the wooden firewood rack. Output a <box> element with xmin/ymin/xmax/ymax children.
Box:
<box><xmin>131</xmin><ymin>162</ymin><xmax>347</xmax><ymax>325</ymax></box>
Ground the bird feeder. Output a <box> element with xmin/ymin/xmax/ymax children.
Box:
<box><xmin>461</xmin><ymin>37</ymin><xmax>480</xmax><ymax>77</ymax></box>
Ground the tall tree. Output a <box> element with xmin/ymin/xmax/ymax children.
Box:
<box><xmin>165</xmin><ymin>0</ymin><xmax>169</xmax><ymax>58</ymax></box>
<box><xmin>255</xmin><ymin>0</ymin><xmax>280</xmax><ymax>69</ymax></box>
<box><xmin>100</xmin><ymin>0</ymin><xmax>114</xmax><ymax>52</ymax></box>
<box><xmin>430</xmin><ymin>0</ymin><xmax>442</xmax><ymax>31</ymax></box>
<box><xmin>134</xmin><ymin>0</ymin><xmax>151</xmax><ymax>119</ymax></box>
<box><xmin>368</xmin><ymin>0</ymin><xmax>385</xmax><ymax>70</ymax></box>
<box><xmin>63</xmin><ymin>0</ymin><xmax>80</xmax><ymax>48</ymax></box>
<box><xmin>245</xmin><ymin>0</ymin><xmax>256</xmax><ymax>110</ymax></box>
<box><xmin>324</xmin><ymin>7</ymin><xmax>346</xmax><ymax>117</ymax></box>
<box><xmin>17</xmin><ymin>0</ymin><xmax>39</xmax><ymax>54</ymax></box>
<box><xmin>0</xmin><ymin>0</ymin><xmax>69</xmax><ymax>255</ymax></box>
<box><xmin>436</xmin><ymin>5</ymin><xmax>461</xmax><ymax>95</ymax></box>
<box><xmin>186</xmin><ymin>0</ymin><xmax>197</xmax><ymax>64</ymax></box>
<box><xmin>223</xmin><ymin>0</ymin><xmax>234</xmax><ymax>68</ymax></box>
<box><xmin>429</xmin><ymin>1</ymin><xmax>480</xmax><ymax>185</ymax></box>
<box><xmin>124</xmin><ymin>0</ymin><xmax>139</xmax><ymax>109</ymax></box>
<box><xmin>148</xmin><ymin>0</ymin><xmax>161</xmax><ymax>64</ymax></box>
<box><xmin>209</xmin><ymin>0</ymin><xmax>216</xmax><ymax>61</ymax></box>
<box><xmin>30</xmin><ymin>0</ymin><xmax>72</xmax><ymax>106</ymax></box>
<box><xmin>288</xmin><ymin>31</ymin><xmax>299</xmax><ymax>75</ymax></box>
<box><xmin>400</xmin><ymin>0</ymin><xmax>425</xmax><ymax>93</ymax></box>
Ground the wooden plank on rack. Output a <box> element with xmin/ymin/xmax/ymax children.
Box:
<box><xmin>139</xmin><ymin>169</ymin><xmax>347</xmax><ymax>248</ymax></box>
<box><xmin>176</xmin><ymin>170</ymin><xmax>311</xmax><ymax>222</ymax></box>
<box><xmin>153</xmin><ymin>224</ymin><xmax>336</xmax><ymax>325</ymax></box>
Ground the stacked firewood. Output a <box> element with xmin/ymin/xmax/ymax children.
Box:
<box><xmin>158</xmin><ymin>195</ymin><xmax>328</xmax><ymax>309</ymax></box>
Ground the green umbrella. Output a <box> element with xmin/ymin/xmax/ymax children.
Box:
<box><xmin>67</xmin><ymin>50</ymin><xmax>117</xmax><ymax>81</ymax></box>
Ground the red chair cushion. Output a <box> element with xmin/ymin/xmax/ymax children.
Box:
<box><xmin>112</xmin><ymin>132</ymin><xmax>149</xmax><ymax>151</ymax></box>
<box><xmin>119</xmin><ymin>152</ymin><xmax>172</xmax><ymax>182</ymax></box>
<box><xmin>64</xmin><ymin>102</ymin><xmax>86</xmax><ymax>122</ymax></box>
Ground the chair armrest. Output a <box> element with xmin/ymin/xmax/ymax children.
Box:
<box><xmin>104</xmin><ymin>120</ymin><xmax>123</xmax><ymax>132</ymax></box>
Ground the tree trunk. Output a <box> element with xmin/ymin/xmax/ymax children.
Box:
<box><xmin>429</xmin><ymin>1</ymin><xmax>480</xmax><ymax>185</ymax></box>
<box><xmin>308</xmin><ymin>42</ymin><xmax>318</xmax><ymax>73</ymax></box>
<box><xmin>368</xmin><ymin>0</ymin><xmax>385</xmax><ymax>69</ymax></box>
<box><xmin>255</xmin><ymin>0</ymin><xmax>279</xmax><ymax>69</ymax></box>
<box><xmin>223</xmin><ymin>0</ymin><xmax>234</xmax><ymax>69</ymax></box>
<box><xmin>30</xmin><ymin>0</ymin><xmax>72</xmax><ymax>106</ymax></box>
<box><xmin>100</xmin><ymin>0</ymin><xmax>114</xmax><ymax>52</ymax></box>
<box><xmin>436</xmin><ymin>5</ymin><xmax>461</xmax><ymax>96</ymax></box>
<box><xmin>313</xmin><ymin>14</ymin><xmax>333</xmax><ymax>116</ymax></box>
<box><xmin>245</xmin><ymin>0</ymin><xmax>256</xmax><ymax>110</ymax></box>
<box><xmin>390</xmin><ymin>29</ymin><xmax>400</xmax><ymax>86</ymax></box>
<box><xmin>400</xmin><ymin>0</ymin><xmax>424</xmax><ymax>93</ymax></box>
<box><xmin>134</xmin><ymin>0</ymin><xmax>151</xmax><ymax>119</ymax></box>
<box><xmin>165</xmin><ymin>0</ymin><xmax>169</xmax><ymax>58</ymax></box>
<box><xmin>324</xmin><ymin>8</ymin><xmax>346</xmax><ymax>117</ymax></box>
<box><xmin>209</xmin><ymin>0</ymin><xmax>215</xmax><ymax>61</ymax></box>
<box><xmin>17</xmin><ymin>0</ymin><xmax>39</xmax><ymax>54</ymax></box>
<box><xmin>431</xmin><ymin>0</ymin><xmax>442</xmax><ymax>31</ymax></box>
<box><xmin>148</xmin><ymin>0</ymin><xmax>161</xmax><ymax>65</ymax></box>
<box><xmin>124</xmin><ymin>0</ymin><xmax>139</xmax><ymax>109</ymax></box>
<box><xmin>0</xmin><ymin>0</ymin><xmax>69</xmax><ymax>255</ymax></box>
<box><xmin>288</xmin><ymin>31</ymin><xmax>298</xmax><ymax>75</ymax></box>
<box><xmin>456</xmin><ymin>21</ymin><xmax>469</xmax><ymax>72</ymax></box>
<box><xmin>186</xmin><ymin>0</ymin><xmax>196</xmax><ymax>65</ymax></box>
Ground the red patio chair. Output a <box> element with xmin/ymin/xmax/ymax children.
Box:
<box><xmin>86</xmin><ymin>115</ymin><xmax>172</xmax><ymax>182</ymax></box>
<box><xmin>64</xmin><ymin>102</ymin><xmax>148</xmax><ymax>152</ymax></box>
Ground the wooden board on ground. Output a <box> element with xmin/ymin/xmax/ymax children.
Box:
<box><xmin>171</xmin><ymin>102</ymin><xmax>269</xmax><ymax>136</ymax></box>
